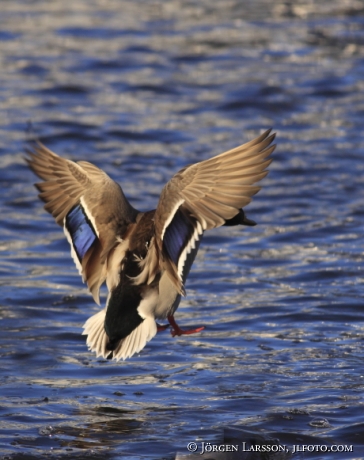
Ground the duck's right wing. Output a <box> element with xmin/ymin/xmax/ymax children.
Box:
<box><xmin>26</xmin><ymin>143</ymin><xmax>138</xmax><ymax>304</ymax></box>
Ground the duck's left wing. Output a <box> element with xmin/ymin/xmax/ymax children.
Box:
<box><xmin>152</xmin><ymin>129</ymin><xmax>275</xmax><ymax>293</ymax></box>
<box><xmin>26</xmin><ymin>142</ymin><xmax>138</xmax><ymax>304</ymax></box>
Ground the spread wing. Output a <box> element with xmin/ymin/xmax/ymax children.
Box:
<box><xmin>152</xmin><ymin>129</ymin><xmax>275</xmax><ymax>293</ymax></box>
<box><xmin>26</xmin><ymin>143</ymin><xmax>138</xmax><ymax>304</ymax></box>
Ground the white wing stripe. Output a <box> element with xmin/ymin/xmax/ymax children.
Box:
<box><xmin>177</xmin><ymin>220</ymin><xmax>203</xmax><ymax>279</ymax></box>
<box><xmin>63</xmin><ymin>222</ymin><xmax>84</xmax><ymax>280</ymax></box>
<box><xmin>160</xmin><ymin>198</ymin><xmax>185</xmax><ymax>240</ymax></box>
<box><xmin>80</xmin><ymin>196</ymin><xmax>100</xmax><ymax>237</ymax></box>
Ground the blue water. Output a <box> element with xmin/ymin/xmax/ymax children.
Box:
<box><xmin>1</xmin><ymin>1</ymin><xmax>364</xmax><ymax>459</ymax></box>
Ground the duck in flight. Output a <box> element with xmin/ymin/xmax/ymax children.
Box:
<box><xmin>26</xmin><ymin>129</ymin><xmax>275</xmax><ymax>360</ymax></box>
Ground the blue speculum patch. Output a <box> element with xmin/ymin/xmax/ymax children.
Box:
<box><xmin>163</xmin><ymin>208</ymin><xmax>196</xmax><ymax>266</ymax></box>
<box><xmin>65</xmin><ymin>204</ymin><xmax>97</xmax><ymax>261</ymax></box>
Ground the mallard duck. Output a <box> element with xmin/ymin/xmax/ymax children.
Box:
<box><xmin>26</xmin><ymin>129</ymin><xmax>275</xmax><ymax>360</ymax></box>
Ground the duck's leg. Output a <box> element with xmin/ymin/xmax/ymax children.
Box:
<box><xmin>167</xmin><ymin>315</ymin><xmax>205</xmax><ymax>337</ymax></box>
<box><xmin>156</xmin><ymin>323</ymin><xmax>169</xmax><ymax>332</ymax></box>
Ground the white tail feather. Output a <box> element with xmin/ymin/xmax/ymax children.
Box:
<box><xmin>82</xmin><ymin>310</ymin><xmax>157</xmax><ymax>361</ymax></box>
<box><xmin>82</xmin><ymin>309</ymin><xmax>108</xmax><ymax>358</ymax></box>
<box><xmin>112</xmin><ymin>317</ymin><xmax>157</xmax><ymax>360</ymax></box>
